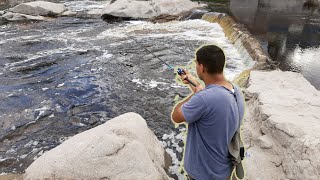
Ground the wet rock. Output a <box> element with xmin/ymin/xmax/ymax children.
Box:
<box><xmin>0</xmin><ymin>15</ymin><xmax>8</xmax><ymax>25</ymax></box>
<box><xmin>101</xmin><ymin>0</ymin><xmax>204</xmax><ymax>21</ymax></box>
<box><xmin>24</xmin><ymin>113</ymin><xmax>172</xmax><ymax>180</ymax></box>
<box><xmin>33</xmin><ymin>106</ymin><xmax>53</xmax><ymax>120</ymax></box>
<box><xmin>60</xmin><ymin>10</ymin><xmax>77</xmax><ymax>17</ymax></box>
<box><xmin>68</xmin><ymin>116</ymin><xmax>82</xmax><ymax>126</ymax></box>
<box><xmin>0</xmin><ymin>158</ymin><xmax>18</xmax><ymax>169</ymax></box>
<box><xmin>88</xmin><ymin>115</ymin><xmax>99</xmax><ymax>125</ymax></box>
<box><xmin>9</xmin><ymin>1</ymin><xmax>67</xmax><ymax>17</ymax></box>
<box><xmin>183</xmin><ymin>9</ymin><xmax>208</xmax><ymax>20</ymax></box>
<box><xmin>2</xmin><ymin>12</ymin><xmax>47</xmax><ymax>22</ymax></box>
<box><xmin>243</xmin><ymin>70</ymin><xmax>320</xmax><ymax>179</ymax></box>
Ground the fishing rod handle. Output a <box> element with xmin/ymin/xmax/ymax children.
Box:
<box><xmin>184</xmin><ymin>77</ymin><xmax>197</xmax><ymax>87</ymax></box>
<box><xmin>177</xmin><ymin>68</ymin><xmax>197</xmax><ymax>87</ymax></box>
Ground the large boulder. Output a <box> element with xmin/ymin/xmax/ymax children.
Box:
<box><xmin>101</xmin><ymin>0</ymin><xmax>203</xmax><ymax>21</ymax></box>
<box><xmin>24</xmin><ymin>113</ymin><xmax>172</xmax><ymax>180</ymax></box>
<box><xmin>9</xmin><ymin>1</ymin><xmax>67</xmax><ymax>16</ymax></box>
<box><xmin>243</xmin><ymin>70</ymin><xmax>320</xmax><ymax>179</ymax></box>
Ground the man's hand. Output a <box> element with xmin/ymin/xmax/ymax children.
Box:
<box><xmin>179</xmin><ymin>69</ymin><xmax>204</xmax><ymax>93</ymax></box>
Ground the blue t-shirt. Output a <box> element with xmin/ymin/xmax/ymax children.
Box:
<box><xmin>181</xmin><ymin>84</ymin><xmax>244</xmax><ymax>180</ymax></box>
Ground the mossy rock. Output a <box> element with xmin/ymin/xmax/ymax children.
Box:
<box><xmin>232</xmin><ymin>69</ymin><xmax>251</xmax><ymax>88</ymax></box>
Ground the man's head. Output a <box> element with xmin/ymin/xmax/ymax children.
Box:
<box><xmin>195</xmin><ymin>45</ymin><xmax>225</xmax><ymax>80</ymax></box>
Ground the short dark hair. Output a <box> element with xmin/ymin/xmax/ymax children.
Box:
<box><xmin>196</xmin><ymin>45</ymin><xmax>225</xmax><ymax>74</ymax></box>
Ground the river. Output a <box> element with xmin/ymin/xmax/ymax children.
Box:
<box><xmin>210</xmin><ymin>0</ymin><xmax>320</xmax><ymax>90</ymax></box>
<box><xmin>0</xmin><ymin>1</ymin><xmax>254</xmax><ymax>177</ymax></box>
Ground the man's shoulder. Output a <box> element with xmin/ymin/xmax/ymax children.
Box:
<box><xmin>194</xmin><ymin>86</ymin><xmax>224</xmax><ymax>102</ymax></box>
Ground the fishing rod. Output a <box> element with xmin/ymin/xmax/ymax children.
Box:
<box><xmin>127</xmin><ymin>35</ymin><xmax>197</xmax><ymax>87</ymax></box>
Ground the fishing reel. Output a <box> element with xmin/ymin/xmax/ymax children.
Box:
<box><xmin>177</xmin><ymin>68</ymin><xmax>186</xmax><ymax>76</ymax></box>
<box><xmin>177</xmin><ymin>68</ymin><xmax>197</xmax><ymax>87</ymax></box>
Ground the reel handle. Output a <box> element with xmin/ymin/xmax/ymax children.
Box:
<box><xmin>177</xmin><ymin>68</ymin><xmax>197</xmax><ymax>87</ymax></box>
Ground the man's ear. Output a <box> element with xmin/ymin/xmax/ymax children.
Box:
<box><xmin>200</xmin><ymin>64</ymin><xmax>205</xmax><ymax>73</ymax></box>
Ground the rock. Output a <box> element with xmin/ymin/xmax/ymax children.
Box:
<box><xmin>0</xmin><ymin>174</ymin><xmax>23</xmax><ymax>180</ymax></box>
<box><xmin>183</xmin><ymin>9</ymin><xmax>208</xmax><ymax>20</ymax></box>
<box><xmin>101</xmin><ymin>0</ymin><xmax>204</xmax><ymax>21</ymax></box>
<box><xmin>24</xmin><ymin>113</ymin><xmax>172</xmax><ymax>180</ymax></box>
<box><xmin>149</xmin><ymin>14</ymin><xmax>180</xmax><ymax>23</ymax></box>
<box><xmin>10</xmin><ymin>1</ymin><xmax>67</xmax><ymax>17</ymax></box>
<box><xmin>0</xmin><ymin>15</ymin><xmax>9</xmax><ymax>25</ymax></box>
<box><xmin>101</xmin><ymin>0</ymin><xmax>156</xmax><ymax>21</ymax></box>
<box><xmin>2</xmin><ymin>12</ymin><xmax>47</xmax><ymax>22</ymax></box>
<box><xmin>152</xmin><ymin>0</ymin><xmax>202</xmax><ymax>17</ymax></box>
<box><xmin>257</xmin><ymin>135</ymin><xmax>273</xmax><ymax>149</ymax></box>
<box><xmin>232</xmin><ymin>69</ymin><xmax>250</xmax><ymax>88</ymax></box>
<box><xmin>243</xmin><ymin>70</ymin><xmax>320</xmax><ymax>179</ymax></box>
<box><xmin>60</xmin><ymin>10</ymin><xmax>77</xmax><ymax>17</ymax></box>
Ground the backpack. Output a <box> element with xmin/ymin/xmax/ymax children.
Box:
<box><xmin>228</xmin><ymin>84</ymin><xmax>245</xmax><ymax>179</ymax></box>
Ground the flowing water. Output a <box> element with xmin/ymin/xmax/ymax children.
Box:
<box><xmin>0</xmin><ymin>1</ymin><xmax>254</xmax><ymax>177</ymax></box>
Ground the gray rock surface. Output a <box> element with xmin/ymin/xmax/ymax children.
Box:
<box><xmin>2</xmin><ymin>12</ymin><xmax>47</xmax><ymax>21</ymax></box>
<box><xmin>10</xmin><ymin>1</ymin><xmax>66</xmax><ymax>16</ymax></box>
<box><xmin>24</xmin><ymin>112</ymin><xmax>172</xmax><ymax>180</ymax></box>
<box><xmin>101</xmin><ymin>0</ymin><xmax>204</xmax><ymax>20</ymax></box>
<box><xmin>243</xmin><ymin>70</ymin><xmax>320</xmax><ymax>180</ymax></box>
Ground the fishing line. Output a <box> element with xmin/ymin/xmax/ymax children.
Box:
<box><xmin>126</xmin><ymin>34</ymin><xmax>197</xmax><ymax>87</ymax></box>
<box><xmin>127</xmin><ymin>35</ymin><xmax>174</xmax><ymax>70</ymax></box>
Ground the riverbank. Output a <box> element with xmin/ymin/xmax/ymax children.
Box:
<box><xmin>243</xmin><ymin>70</ymin><xmax>320</xmax><ymax>179</ymax></box>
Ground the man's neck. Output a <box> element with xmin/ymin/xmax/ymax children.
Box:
<box><xmin>202</xmin><ymin>73</ymin><xmax>234</xmax><ymax>90</ymax></box>
<box><xmin>203</xmin><ymin>74</ymin><xmax>226</xmax><ymax>86</ymax></box>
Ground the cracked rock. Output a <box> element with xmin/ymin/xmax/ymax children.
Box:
<box><xmin>24</xmin><ymin>113</ymin><xmax>172</xmax><ymax>180</ymax></box>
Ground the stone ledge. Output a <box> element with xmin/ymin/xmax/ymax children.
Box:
<box><xmin>202</xmin><ymin>13</ymin><xmax>277</xmax><ymax>70</ymax></box>
<box><xmin>243</xmin><ymin>70</ymin><xmax>320</xmax><ymax>180</ymax></box>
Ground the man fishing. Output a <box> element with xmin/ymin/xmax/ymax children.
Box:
<box><xmin>171</xmin><ymin>45</ymin><xmax>245</xmax><ymax>180</ymax></box>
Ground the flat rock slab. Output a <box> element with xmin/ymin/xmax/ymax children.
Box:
<box><xmin>10</xmin><ymin>1</ymin><xmax>67</xmax><ymax>16</ymax></box>
<box><xmin>247</xmin><ymin>70</ymin><xmax>320</xmax><ymax>138</ymax></box>
<box><xmin>24</xmin><ymin>113</ymin><xmax>172</xmax><ymax>180</ymax></box>
<box><xmin>101</xmin><ymin>0</ymin><xmax>203</xmax><ymax>20</ymax></box>
<box><xmin>2</xmin><ymin>12</ymin><xmax>48</xmax><ymax>21</ymax></box>
<box><xmin>244</xmin><ymin>70</ymin><xmax>320</xmax><ymax>179</ymax></box>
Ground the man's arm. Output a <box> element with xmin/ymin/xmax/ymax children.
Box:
<box><xmin>171</xmin><ymin>95</ymin><xmax>193</xmax><ymax>123</ymax></box>
<box><xmin>171</xmin><ymin>69</ymin><xmax>204</xmax><ymax>123</ymax></box>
